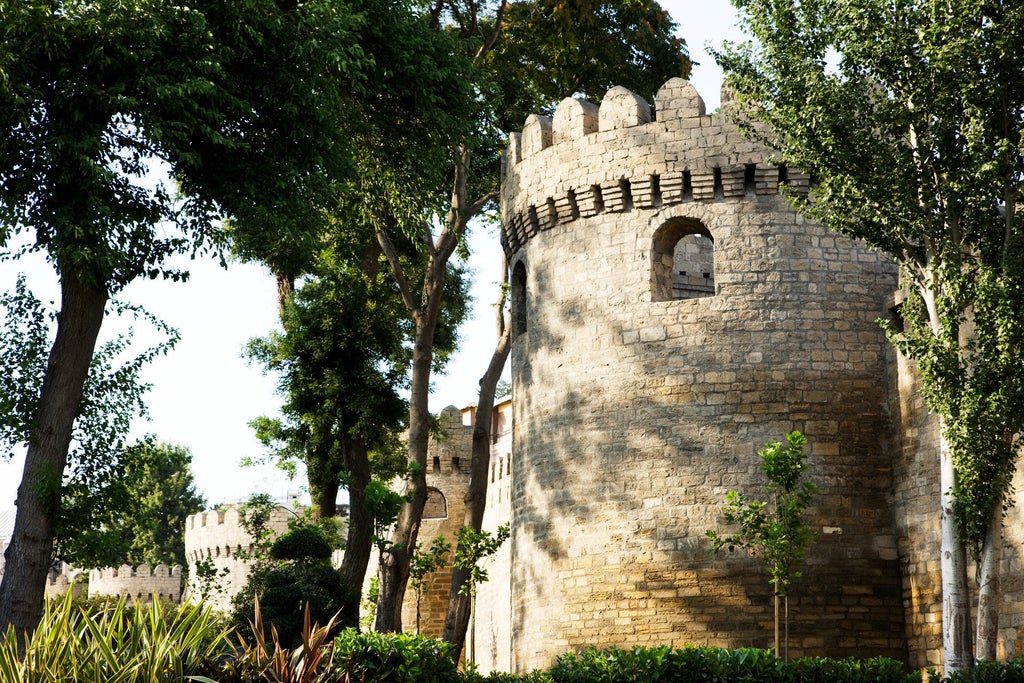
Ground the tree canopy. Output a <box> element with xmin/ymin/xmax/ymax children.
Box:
<box><xmin>0</xmin><ymin>0</ymin><xmax>389</xmax><ymax>637</ymax></box>
<box><xmin>716</xmin><ymin>0</ymin><xmax>1023</xmax><ymax>668</ymax></box>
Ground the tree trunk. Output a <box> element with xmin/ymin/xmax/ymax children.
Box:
<box><xmin>312</xmin><ymin>476</ymin><xmax>341</xmax><ymax>521</ymax></box>
<box><xmin>275</xmin><ymin>271</ymin><xmax>295</xmax><ymax>317</ymax></box>
<box><xmin>441</xmin><ymin>314</ymin><xmax>511</xmax><ymax>661</ymax></box>
<box><xmin>975</xmin><ymin>499</ymin><xmax>1002</xmax><ymax>661</ymax></box>
<box><xmin>375</xmin><ymin>295</ymin><xmax>443</xmax><ymax>631</ymax></box>
<box><xmin>939</xmin><ymin>426</ymin><xmax>973</xmax><ymax>673</ymax></box>
<box><xmin>0</xmin><ymin>271</ymin><xmax>108</xmax><ymax>645</ymax></box>
<box><xmin>338</xmin><ymin>435</ymin><xmax>373</xmax><ymax>623</ymax></box>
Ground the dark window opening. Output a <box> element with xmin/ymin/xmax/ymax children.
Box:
<box><xmin>422</xmin><ymin>488</ymin><xmax>448</xmax><ymax>519</ymax></box>
<box><xmin>744</xmin><ymin>164</ymin><xmax>757</xmax><ymax>195</ymax></box>
<box><xmin>512</xmin><ymin>261</ymin><xmax>528</xmax><ymax>338</ymax></box>
<box><xmin>651</xmin><ymin>218</ymin><xmax>716</xmax><ymax>301</ymax></box>
<box><xmin>682</xmin><ymin>170</ymin><xmax>693</xmax><ymax>201</ymax></box>
<box><xmin>713</xmin><ymin>167</ymin><xmax>724</xmax><ymax>199</ymax></box>
<box><xmin>432</xmin><ymin>456</ymin><xmax>440</xmax><ymax>473</ymax></box>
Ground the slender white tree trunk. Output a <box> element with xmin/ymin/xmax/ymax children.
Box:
<box><xmin>975</xmin><ymin>500</ymin><xmax>1002</xmax><ymax>661</ymax></box>
<box><xmin>939</xmin><ymin>426</ymin><xmax>973</xmax><ymax>672</ymax></box>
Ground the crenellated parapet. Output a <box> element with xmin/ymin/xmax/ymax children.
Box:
<box><xmin>500</xmin><ymin>78</ymin><xmax>808</xmax><ymax>257</ymax></box>
<box><xmin>183</xmin><ymin>505</ymin><xmax>293</xmax><ymax>612</ymax></box>
<box><xmin>88</xmin><ymin>563</ymin><xmax>183</xmax><ymax>603</ymax></box>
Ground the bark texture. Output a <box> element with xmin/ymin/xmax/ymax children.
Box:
<box><xmin>441</xmin><ymin>283</ymin><xmax>510</xmax><ymax>660</ymax></box>
<box><xmin>0</xmin><ymin>272</ymin><xmax>108</xmax><ymax>644</ymax></box>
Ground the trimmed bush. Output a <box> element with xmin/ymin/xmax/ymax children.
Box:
<box><xmin>546</xmin><ymin>647</ymin><xmax>916</xmax><ymax>683</ymax></box>
<box><xmin>333</xmin><ymin>629</ymin><xmax>461</xmax><ymax>683</ymax></box>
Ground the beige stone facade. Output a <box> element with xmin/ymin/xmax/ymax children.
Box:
<box><xmin>484</xmin><ymin>77</ymin><xmax>1024</xmax><ymax>672</ymax></box>
<box><xmin>184</xmin><ymin>505</ymin><xmax>293</xmax><ymax>613</ymax></box>
<box><xmin>88</xmin><ymin>563</ymin><xmax>183</xmax><ymax>603</ymax></box>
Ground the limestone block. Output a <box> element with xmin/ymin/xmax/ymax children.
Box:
<box><xmin>522</xmin><ymin>115</ymin><xmax>553</xmax><ymax>157</ymax></box>
<box><xmin>553</xmin><ymin>97</ymin><xmax>599</xmax><ymax>144</ymax></box>
<box><xmin>655</xmin><ymin>78</ymin><xmax>706</xmax><ymax>119</ymax></box>
<box><xmin>599</xmin><ymin>86</ymin><xmax>651</xmax><ymax>132</ymax></box>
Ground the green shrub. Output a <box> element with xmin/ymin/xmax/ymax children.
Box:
<box><xmin>232</xmin><ymin>524</ymin><xmax>357</xmax><ymax>648</ymax></box>
<box><xmin>788</xmin><ymin>656</ymin><xmax>915</xmax><ymax>683</ymax></box>
<box><xmin>937</xmin><ymin>658</ymin><xmax>1024</xmax><ymax>683</ymax></box>
<box><xmin>270</xmin><ymin>525</ymin><xmax>333</xmax><ymax>561</ymax></box>
<box><xmin>333</xmin><ymin>629</ymin><xmax>461</xmax><ymax>683</ymax></box>
<box><xmin>547</xmin><ymin>647</ymin><xmax>914</xmax><ymax>683</ymax></box>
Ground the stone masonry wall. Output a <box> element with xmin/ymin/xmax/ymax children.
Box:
<box><xmin>89</xmin><ymin>564</ymin><xmax>183</xmax><ymax>603</ymax></box>
<box><xmin>472</xmin><ymin>398</ymin><xmax>514</xmax><ymax>674</ymax></box>
<box><xmin>403</xmin><ymin>406</ymin><xmax>473</xmax><ymax>637</ymax></box>
<box><xmin>502</xmin><ymin>79</ymin><xmax>905</xmax><ymax>672</ymax></box>
<box><xmin>184</xmin><ymin>506</ymin><xmax>292</xmax><ymax>613</ymax></box>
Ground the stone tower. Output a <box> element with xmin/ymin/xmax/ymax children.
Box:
<box><xmin>501</xmin><ymin>79</ymin><xmax>905</xmax><ymax>670</ymax></box>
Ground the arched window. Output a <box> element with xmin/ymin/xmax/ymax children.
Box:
<box><xmin>422</xmin><ymin>487</ymin><xmax>448</xmax><ymax>519</ymax></box>
<box><xmin>651</xmin><ymin>219</ymin><xmax>716</xmax><ymax>301</ymax></box>
<box><xmin>511</xmin><ymin>261</ymin><xmax>528</xmax><ymax>337</ymax></box>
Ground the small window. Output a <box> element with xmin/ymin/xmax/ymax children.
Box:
<box><xmin>512</xmin><ymin>261</ymin><xmax>528</xmax><ymax>337</ymax></box>
<box><xmin>422</xmin><ymin>487</ymin><xmax>448</xmax><ymax>519</ymax></box>
<box><xmin>652</xmin><ymin>218</ymin><xmax>716</xmax><ymax>301</ymax></box>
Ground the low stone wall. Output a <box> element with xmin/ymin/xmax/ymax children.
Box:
<box><xmin>88</xmin><ymin>563</ymin><xmax>183</xmax><ymax>603</ymax></box>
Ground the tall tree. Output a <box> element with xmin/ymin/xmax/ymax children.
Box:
<box><xmin>373</xmin><ymin>0</ymin><xmax>691</xmax><ymax>632</ymax></box>
<box><xmin>441</xmin><ymin>255</ymin><xmax>510</xmax><ymax>659</ymax></box>
<box><xmin>716</xmin><ymin>0</ymin><xmax>1024</xmax><ymax>670</ymax></box>
<box><xmin>0</xmin><ymin>0</ymin><xmax>368</xmax><ymax>638</ymax></box>
<box><xmin>0</xmin><ymin>278</ymin><xmax>184</xmax><ymax>570</ymax></box>
<box><xmin>246</xmin><ymin>239</ymin><xmax>469</xmax><ymax>620</ymax></box>
<box><xmin>120</xmin><ymin>441</ymin><xmax>206</xmax><ymax>569</ymax></box>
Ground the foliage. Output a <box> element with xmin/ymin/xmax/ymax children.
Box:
<box><xmin>231</xmin><ymin>525</ymin><xmax>357</xmax><ymax>649</ymax></box>
<box><xmin>409</xmin><ymin>535</ymin><xmax>451</xmax><ymax>632</ymax></box>
<box><xmin>0</xmin><ymin>592</ymin><xmax>232</xmax><ymax>682</ymax></box>
<box><xmin>270</xmin><ymin>527</ymin><xmax>334</xmax><ymax>562</ymax></box>
<box><xmin>211</xmin><ymin>599</ymin><xmax>339</xmax><ymax>683</ymax></box>
<box><xmin>0</xmin><ymin>276</ymin><xmax>185</xmax><ymax>569</ymax></box>
<box><xmin>707</xmin><ymin>432</ymin><xmax>817</xmax><ymax>597</ymax></box>
<box><xmin>935</xmin><ymin>658</ymin><xmax>1024</xmax><ymax>683</ymax></box>
<box><xmin>0</xmin><ymin>0</ymin><xmax>381</xmax><ymax>634</ymax></box>
<box><xmin>453</xmin><ymin>523</ymin><xmax>510</xmax><ymax>597</ymax></box>
<box><xmin>120</xmin><ymin>441</ymin><xmax>207</xmax><ymax>568</ymax></box>
<box><xmin>332</xmin><ymin>629</ymin><xmax>461</xmax><ymax>683</ymax></box>
<box><xmin>367</xmin><ymin>479</ymin><xmax>411</xmax><ymax>556</ymax></box>
<box><xmin>483</xmin><ymin>0</ymin><xmax>690</xmax><ymax>132</ymax></box>
<box><xmin>239</xmin><ymin>493</ymin><xmax>282</xmax><ymax>558</ymax></box>
<box><xmin>548</xmin><ymin>646</ymin><xmax>915</xmax><ymax>683</ymax></box>
<box><xmin>193</xmin><ymin>556</ymin><xmax>231</xmax><ymax>604</ymax></box>
<box><xmin>715</xmin><ymin>0</ymin><xmax>1024</xmax><ymax>556</ymax></box>
<box><xmin>410</xmin><ymin>536</ymin><xmax>452</xmax><ymax>593</ymax></box>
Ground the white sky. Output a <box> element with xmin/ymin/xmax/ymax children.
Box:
<box><xmin>0</xmin><ymin>0</ymin><xmax>746</xmax><ymax>513</ymax></box>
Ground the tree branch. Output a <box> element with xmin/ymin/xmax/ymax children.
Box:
<box><xmin>376</xmin><ymin>228</ymin><xmax>419</xmax><ymax>315</ymax></box>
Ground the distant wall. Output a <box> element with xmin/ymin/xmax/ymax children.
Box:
<box><xmin>89</xmin><ymin>564</ymin><xmax>183</xmax><ymax>603</ymax></box>
<box><xmin>183</xmin><ymin>505</ymin><xmax>292</xmax><ymax>613</ymax></box>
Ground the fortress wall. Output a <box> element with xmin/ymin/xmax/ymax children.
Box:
<box><xmin>44</xmin><ymin>570</ymin><xmax>86</xmax><ymax>601</ymax></box>
<box><xmin>183</xmin><ymin>506</ymin><xmax>292</xmax><ymax>613</ymax></box>
<box><xmin>472</xmin><ymin>398</ymin><xmax>514</xmax><ymax>673</ymax></box>
<box><xmin>89</xmin><ymin>564</ymin><xmax>182</xmax><ymax>603</ymax></box>
<box><xmin>403</xmin><ymin>406</ymin><xmax>474</xmax><ymax>637</ymax></box>
<box><xmin>889</xmin><ymin>319</ymin><xmax>1024</xmax><ymax>668</ymax></box>
<box><xmin>503</xmin><ymin>79</ymin><xmax>904</xmax><ymax>671</ymax></box>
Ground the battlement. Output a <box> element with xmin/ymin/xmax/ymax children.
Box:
<box><xmin>500</xmin><ymin>78</ymin><xmax>808</xmax><ymax>256</ymax></box>
<box><xmin>427</xmin><ymin>406</ymin><xmax>473</xmax><ymax>478</ymax></box>
<box><xmin>88</xmin><ymin>563</ymin><xmax>183</xmax><ymax>603</ymax></box>
<box><xmin>184</xmin><ymin>505</ymin><xmax>293</xmax><ymax>560</ymax></box>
